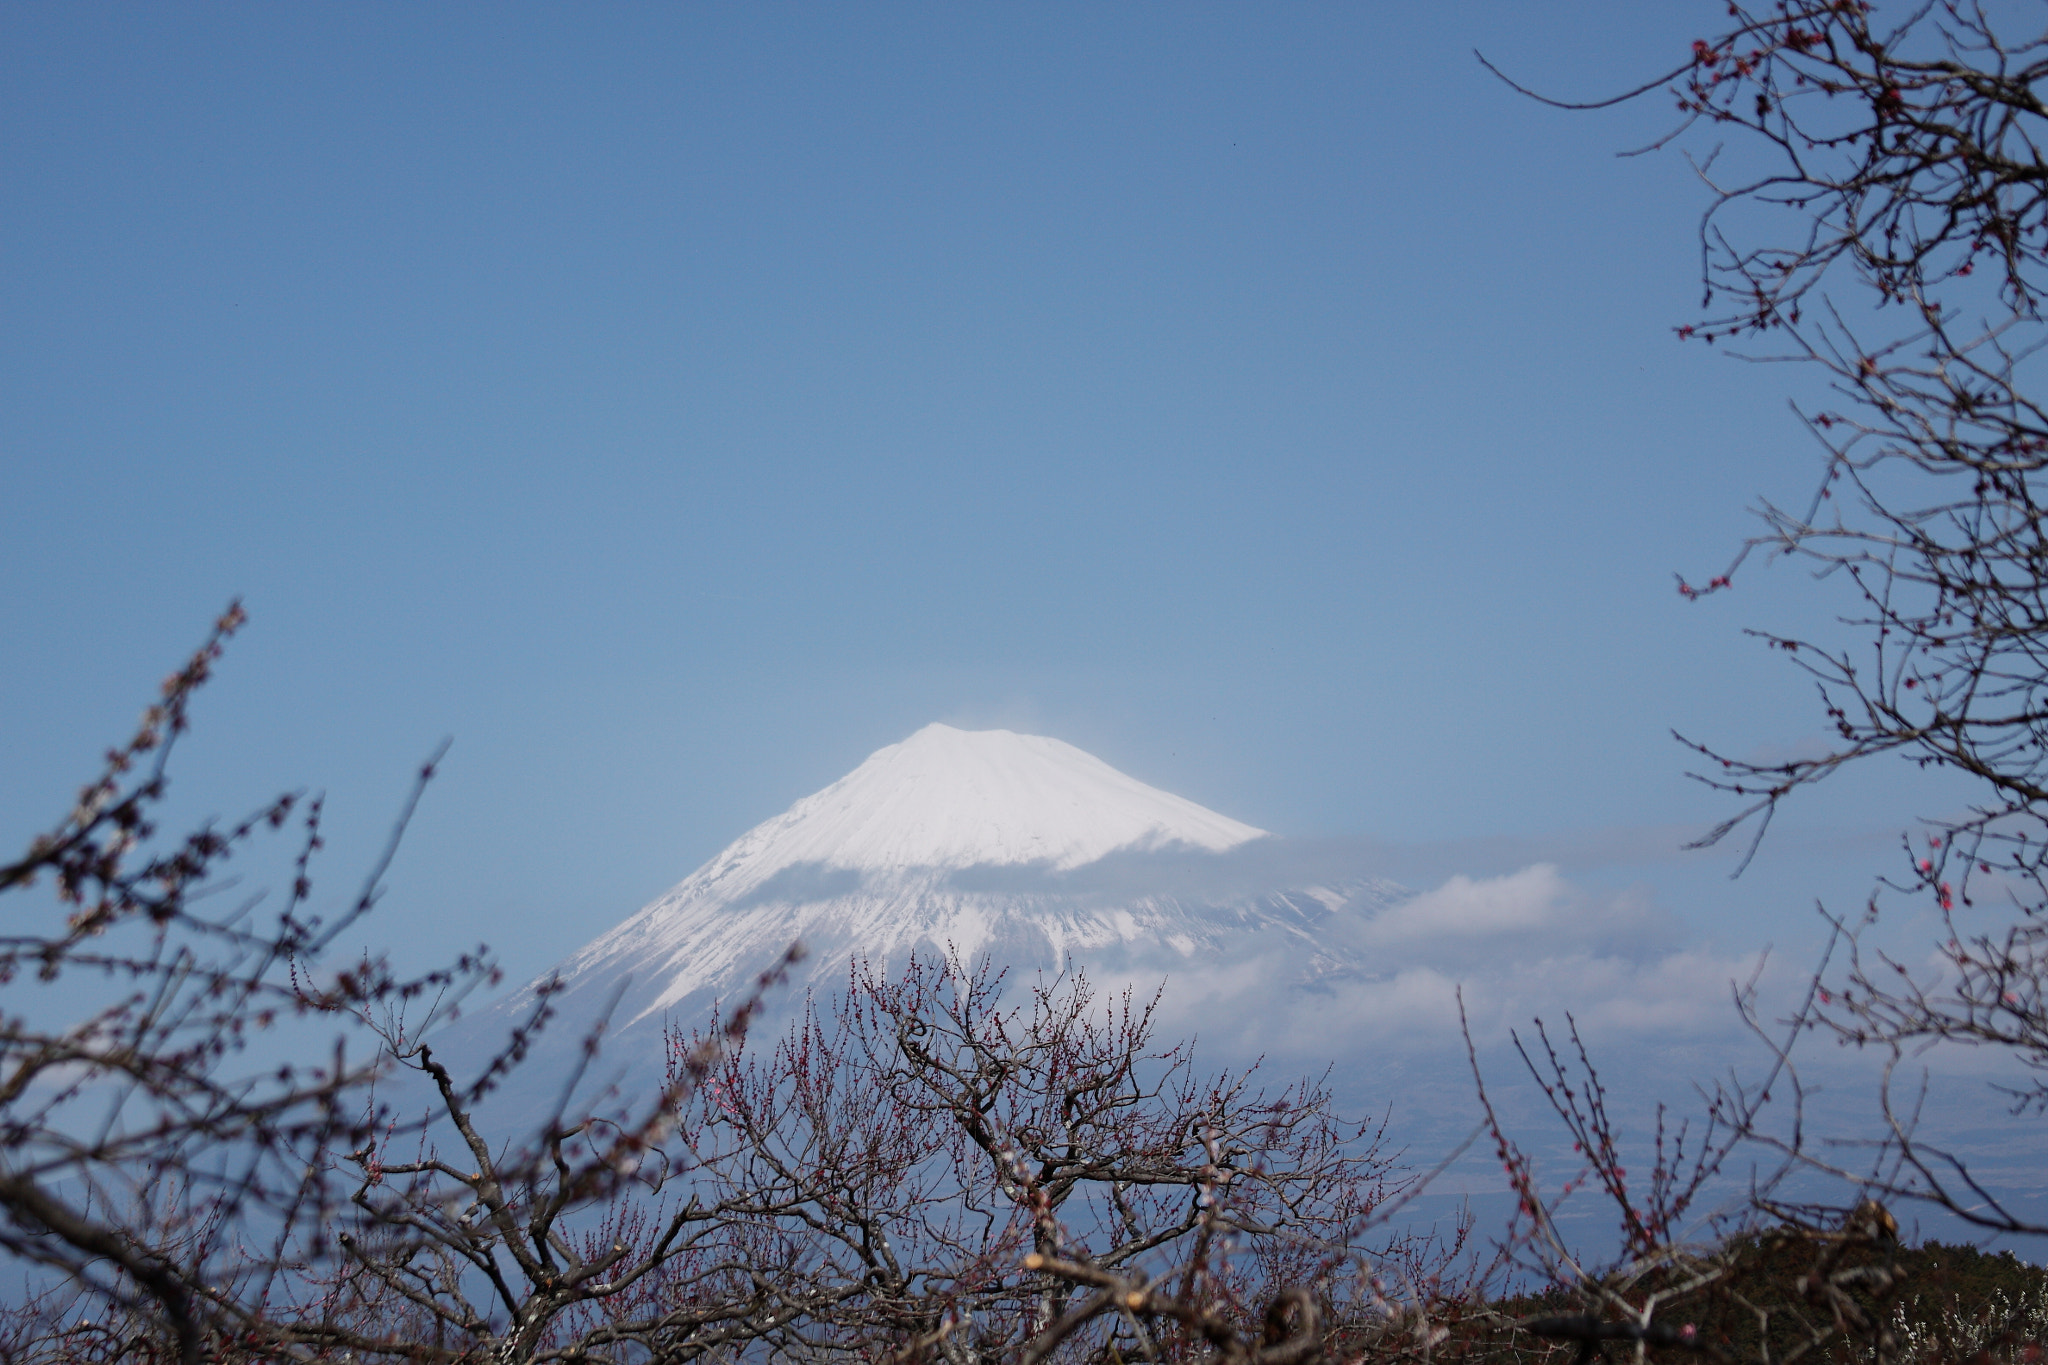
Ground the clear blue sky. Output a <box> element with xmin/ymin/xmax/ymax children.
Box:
<box><xmin>1</xmin><ymin>4</ymin><xmax>1927</xmax><ymax>985</ymax></box>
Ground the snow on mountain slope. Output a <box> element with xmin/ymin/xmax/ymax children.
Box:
<box><xmin>441</xmin><ymin>724</ymin><xmax>1399</xmax><ymax>1112</ymax></box>
<box><xmin>697</xmin><ymin>722</ymin><xmax>1265</xmax><ymax>876</ymax></box>
<box><xmin>554</xmin><ymin>724</ymin><xmax>1266</xmax><ymax>1017</ymax></box>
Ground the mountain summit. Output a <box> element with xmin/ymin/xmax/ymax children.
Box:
<box><xmin>679</xmin><ymin>722</ymin><xmax>1264</xmax><ymax>880</ymax></box>
<box><xmin>447</xmin><ymin>725</ymin><xmax>1392</xmax><ymax>1108</ymax></box>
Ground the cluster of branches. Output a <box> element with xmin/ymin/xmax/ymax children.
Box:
<box><xmin>1486</xmin><ymin>0</ymin><xmax>2048</xmax><ymax>882</ymax></box>
<box><xmin>1638</xmin><ymin>0</ymin><xmax>2048</xmax><ymax>1239</ymax></box>
<box><xmin>1435</xmin><ymin>983</ymin><xmax>2048</xmax><ymax>1365</ymax></box>
<box><xmin>1636</xmin><ymin>1</ymin><xmax>2048</xmax><ymax>892</ymax></box>
<box><xmin>1431</xmin><ymin>976</ymin><xmax>1922</xmax><ymax>1365</ymax></box>
<box><xmin>296</xmin><ymin>954</ymin><xmax>1466</xmax><ymax>1365</ymax></box>
<box><xmin>1438</xmin><ymin>6</ymin><xmax>2048</xmax><ymax>1360</ymax></box>
<box><xmin>655</xmin><ymin>955</ymin><xmax>1446</xmax><ymax>1363</ymax></box>
<box><xmin>0</xmin><ymin>605</ymin><xmax>500</xmax><ymax>1364</ymax></box>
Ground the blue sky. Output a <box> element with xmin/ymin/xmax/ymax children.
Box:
<box><xmin>1</xmin><ymin>4</ymin><xmax>1936</xmax><ymax>986</ymax></box>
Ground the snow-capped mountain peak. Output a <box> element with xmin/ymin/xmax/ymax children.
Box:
<box><xmin>700</xmin><ymin>722</ymin><xmax>1264</xmax><ymax>883</ymax></box>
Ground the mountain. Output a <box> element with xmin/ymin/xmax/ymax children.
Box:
<box><xmin>439</xmin><ymin>723</ymin><xmax>1404</xmax><ymax>1112</ymax></box>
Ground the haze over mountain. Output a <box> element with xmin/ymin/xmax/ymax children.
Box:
<box><xmin>443</xmin><ymin>722</ymin><xmax>1407</xmax><ymax>1106</ymax></box>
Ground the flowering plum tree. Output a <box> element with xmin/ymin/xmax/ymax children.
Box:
<box><xmin>0</xmin><ymin>606</ymin><xmax>490</xmax><ymax>1365</ymax></box>
<box><xmin>1441</xmin><ymin>7</ymin><xmax>2048</xmax><ymax>1360</ymax></box>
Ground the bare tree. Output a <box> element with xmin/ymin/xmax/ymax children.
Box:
<box><xmin>1428</xmin><ymin>979</ymin><xmax>1931</xmax><ymax>1365</ymax></box>
<box><xmin>0</xmin><ymin>609</ymin><xmax>789</xmax><ymax>1365</ymax></box>
<box><xmin>0</xmin><ymin>604</ymin><xmax>492</xmax><ymax>1364</ymax></box>
<box><xmin>282</xmin><ymin>950</ymin><xmax>1436</xmax><ymax>1365</ymax></box>
<box><xmin>1485</xmin><ymin>2</ymin><xmax>2048</xmax><ymax>874</ymax></box>
<box><xmin>663</xmin><ymin>953</ymin><xmax>1436</xmax><ymax>1364</ymax></box>
<box><xmin>1453</xmin><ymin>0</ymin><xmax>2048</xmax><ymax>1322</ymax></box>
<box><xmin>177</xmin><ymin>948</ymin><xmax>800</xmax><ymax>1365</ymax></box>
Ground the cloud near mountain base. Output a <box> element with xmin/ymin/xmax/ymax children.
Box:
<box><xmin>1103</xmin><ymin>862</ymin><xmax>1766</xmax><ymax>1059</ymax></box>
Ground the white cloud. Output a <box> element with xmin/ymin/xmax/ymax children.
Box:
<box><xmin>1121</xmin><ymin>864</ymin><xmax>1764</xmax><ymax>1060</ymax></box>
<box><xmin>1356</xmin><ymin>863</ymin><xmax>1658</xmax><ymax>950</ymax></box>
